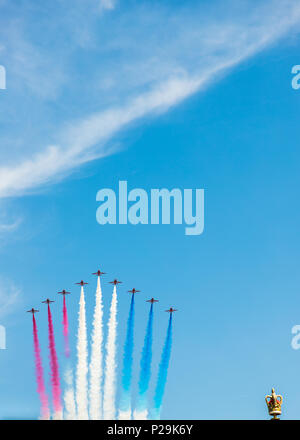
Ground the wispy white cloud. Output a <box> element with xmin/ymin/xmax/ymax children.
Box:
<box><xmin>0</xmin><ymin>278</ymin><xmax>21</xmax><ymax>319</ymax></box>
<box><xmin>0</xmin><ymin>204</ymin><xmax>22</xmax><ymax>235</ymax></box>
<box><xmin>0</xmin><ymin>219</ymin><xmax>21</xmax><ymax>233</ymax></box>
<box><xmin>99</xmin><ymin>0</ymin><xmax>116</xmax><ymax>11</ymax></box>
<box><xmin>0</xmin><ymin>22</ymin><xmax>66</xmax><ymax>100</ymax></box>
<box><xmin>0</xmin><ymin>0</ymin><xmax>299</xmax><ymax>198</ymax></box>
<box><xmin>0</xmin><ymin>76</ymin><xmax>200</xmax><ymax>196</ymax></box>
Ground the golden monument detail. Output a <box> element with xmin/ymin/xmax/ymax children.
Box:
<box><xmin>265</xmin><ymin>388</ymin><xmax>283</xmax><ymax>419</ymax></box>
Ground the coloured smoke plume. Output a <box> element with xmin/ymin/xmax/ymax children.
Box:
<box><xmin>30</xmin><ymin>274</ymin><xmax>175</xmax><ymax>421</ymax></box>
<box><xmin>134</xmin><ymin>303</ymin><xmax>154</xmax><ymax>420</ymax></box>
<box><xmin>63</xmin><ymin>369</ymin><xmax>77</xmax><ymax>420</ymax></box>
<box><xmin>61</xmin><ymin>293</ymin><xmax>76</xmax><ymax>419</ymax></box>
<box><xmin>76</xmin><ymin>286</ymin><xmax>89</xmax><ymax>419</ymax></box>
<box><xmin>103</xmin><ymin>284</ymin><xmax>118</xmax><ymax>420</ymax></box>
<box><xmin>47</xmin><ymin>304</ymin><xmax>62</xmax><ymax>419</ymax></box>
<box><xmin>89</xmin><ymin>275</ymin><xmax>104</xmax><ymax>420</ymax></box>
<box><xmin>32</xmin><ymin>314</ymin><xmax>50</xmax><ymax>420</ymax></box>
<box><xmin>62</xmin><ymin>295</ymin><xmax>70</xmax><ymax>358</ymax></box>
<box><xmin>119</xmin><ymin>294</ymin><xmax>135</xmax><ymax>420</ymax></box>
<box><xmin>152</xmin><ymin>314</ymin><xmax>173</xmax><ymax>419</ymax></box>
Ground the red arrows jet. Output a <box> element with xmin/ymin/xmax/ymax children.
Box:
<box><xmin>128</xmin><ymin>288</ymin><xmax>140</xmax><ymax>295</ymax></box>
<box><xmin>92</xmin><ymin>270</ymin><xmax>106</xmax><ymax>276</ymax></box>
<box><xmin>58</xmin><ymin>290</ymin><xmax>70</xmax><ymax>295</ymax></box>
<box><xmin>147</xmin><ymin>298</ymin><xmax>158</xmax><ymax>304</ymax></box>
<box><xmin>165</xmin><ymin>307</ymin><xmax>177</xmax><ymax>314</ymax></box>
<box><xmin>75</xmin><ymin>280</ymin><xmax>88</xmax><ymax>286</ymax></box>
<box><xmin>27</xmin><ymin>308</ymin><xmax>39</xmax><ymax>314</ymax></box>
<box><xmin>42</xmin><ymin>299</ymin><xmax>55</xmax><ymax>305</ymax></box>
<box><xmin>109</xmin><ymin>279</ymin><xmax>122</xmax><ymax>285</ymax></box>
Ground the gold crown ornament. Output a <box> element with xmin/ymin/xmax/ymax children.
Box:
<box><xmin>265</xmin><ymin>388</ymin><xmax>283</xmax><ymax>420</ymax></box>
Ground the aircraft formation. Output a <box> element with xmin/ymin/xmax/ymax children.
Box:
<box><xmin>27</xmin><ymin>270</ymin><xmax>178</xmax><ymax>315</ymax></box>
<box><xmin>28</xmin><ymin>268</ymin><xmax>177</xmax><ymax>420</ymax></box>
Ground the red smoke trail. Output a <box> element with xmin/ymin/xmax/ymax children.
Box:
<box><xmin>32</xmin><ymin>315</ymin><xmax>50</xmax><ymax>419</ymax></box>
<box><xmin>47</xmin><ymin>304</ymin><xmax>62</xmax><ymax>415</ymax></box>
<box><xmin>63</xmin><ymin>296</ymin><xmax>70</xmax><ymax>358</ymax></box>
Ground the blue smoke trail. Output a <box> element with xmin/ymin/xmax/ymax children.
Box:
<box><xmin>152</xmin><ymin>314</ymin><xmax>173</xmax><ymax>419</ymax></box>
<box><xmin>136</xmin><ymin>304</ymin><xmax>154</xmax><ymax>412</ymax></box>
<box><xmin>119</xmin><ymin>294</ymin><xmax>135</xmax><ymax>415</ymax></box>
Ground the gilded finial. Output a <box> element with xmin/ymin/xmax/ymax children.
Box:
<box><xmin>265</xmin><ymin>388</ymin><xmax>283</xmax><ymax>419</ymax></box>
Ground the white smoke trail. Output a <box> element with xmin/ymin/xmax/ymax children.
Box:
<box><xmin>103</xmin><ymin>284</ymin><xmax>118</xmax><ymax>420</ymax></box>
<box><xmin>64</xmin><ymin>369</ymin><xmax>77</xmax><ymax>420</ymax></box>
<box><xmin>89</xmin><ymin>276</ymin><xmax>104</xmax><ymax>420</ymax></box>
<box><xmin>76</xmin><ymin>286</ymin><xmax>89</xmax><ymax>419</ymax></box>
<box><xmin>133</xmin><ymin>409</ymin><xmax>148</xmax><ymax>420</ymax></box>
<box><xmin>119</xmin><ymin>409</ymin><xmax>132</xmax><ymax>420</ymax></box>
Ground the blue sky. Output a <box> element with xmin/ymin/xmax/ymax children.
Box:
<box><xmin>0</xmin><ymin>0</ymin><xmax>300</xmax><ymax>420</ymax></box>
